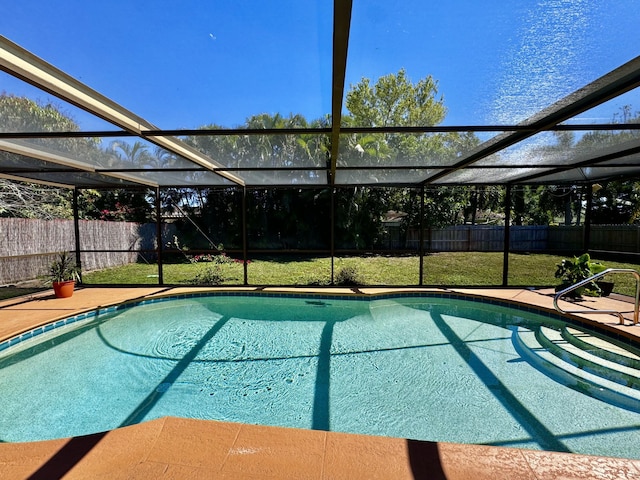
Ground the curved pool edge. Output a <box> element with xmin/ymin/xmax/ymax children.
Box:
<box><xmin>2</xmin><ymin>285</ymin><xmax>639</xmax><ymax>349</ymax></box>
<box><xmin>2</xmin><ymin>287</ymin><xmax>640</xmax><ymax>479</ymax></box>
<box><xmin>0</xmin><ymin>416</ymin><xmax>639</xmax><ymax>480</ymax></box>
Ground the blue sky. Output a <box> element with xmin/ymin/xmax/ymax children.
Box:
<box><xmin>1</xmin><ymin>0</ymin><xmax>639</xmax><ymax>130</ymax></box>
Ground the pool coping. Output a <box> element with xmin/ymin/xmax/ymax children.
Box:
<box><xmin>2</xmin><ymin>286</ymin><xmax>639</xmax><ymax>350</ymax></box>
<box><xmin>1</xmin><ymin>286</ymin><xmax>639</xmax><ymax>480</ymax></box>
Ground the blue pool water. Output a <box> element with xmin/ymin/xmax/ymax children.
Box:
<box><xmin>1</xmin><ymin>293</ymin><xmax>639</xmax><ymax>458</ymax></box>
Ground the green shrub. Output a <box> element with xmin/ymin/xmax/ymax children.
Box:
<box><xmin>193</xmin><ymin>265</ymin><xmax>225</xmax><ymax>285</ymax></box>
<box><xmin>335</xmin><ymin>266</ymin><xmax>362</xmax><ymax>286</ymax></box>
<box><xmin>191</xmin><ymin>253</ymin><xmax>232</xmax><ymax>264</ymax></box>
<box><xmin>554</xmin><ymin>253</ymin><xmax>606</xmax><ymax>297</ymax></box>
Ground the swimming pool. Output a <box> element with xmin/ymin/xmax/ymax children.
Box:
<box><xmin>1</xmin><ymin>293</ymin><xmax>639</xmax><ymax>459</ymax></box>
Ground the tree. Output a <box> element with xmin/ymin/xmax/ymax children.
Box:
<box><xmin>185</xmin><ymin>114</ymin><xmax>331</xmax><ymax>249</ymax></box>
<box><xmin>589</xmin><ymin>181</ymin><xmax>640</xmax><ymax>224</ymax></box>
<box><xmin>109</xmin><ymin>140</ymin><xmax>153</xmax><ymax>166</ymax></box>
<box><xmin>345</xmin><ymin>69</ymin><xmax>446</xmax><ymax>127</ymax></box>
<box><xmin>0</xmin><ymin>181</ymin><xmax>73</xmax><ymax>219</ymax></box>
<box><xmin>342</xmin><ymin>69</ymin><xmax>450</xmax><ymax>170</ymax></box>
<box><xmin>509</xmin><ymin>131</ymin><xmax>580</xmax><ymax>226</ymax></box>
<box><xmin>74</xmin><ymin>140</ymin><xmax>155</xmax><ymax>223</ymax></box>
<box><xmin>464</xmin><ymin>185</ymin><xmax>503</xmax><ymax>225</ymax></box>
<box><xmin>1</xmin><ymin>94</ymin><xmax>80</xmax><ymax>138</ymax></box>
<box><xmin>0</xmin><ymin>94</ymin><xmax>103</xmax><ymax>161</ymax></box>
<box><xmin>573</xmin><ymin>105</ymin><xmax>640</xmax><ymax>224</ymax></box>
<box><xmin>0</xmin><ymin>94</ymin><xmax>94</xmax><ymax>219</ymax></box>
<box><xmin>340</xmin><ymin>70</ymin><xmax>480</xmax><ymax>238</ymax></box>
<box><xmin>334</xmin><ymin>186</ymin><xmax>391</xmax><ymax>249</ymax></box>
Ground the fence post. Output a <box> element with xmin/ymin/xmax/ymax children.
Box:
<box><xmin>243</xmin><ymin>186</ymin><xmax>248</xmax><ymax>286</ymax></box>
<box><xmin>502</xmin><ymin>185</ymin><xmax>511</xmax><ymax>287</ymax></box>
<box><xmin>331</xmin><ymin>187</ymin><xmax>336</xmax><ymax>285</ymax></box>
<box><xmin>155</xmin><ymin>187</ymin><xmax>164</xmax><ymax>285</ymax></box>
<box><xmin>73</xmin><ymin>188</ymin><xmax>82</xmax><ymax>281</ymax></box>
<box><xmin>419</xmin><ymin>185</ymin><xmax>424</xmax><ymax>285</ymax></box>
<box><xmin>583</xmin><ymin>184</ymin><xmax>593</xmax><ymax>252</ymax></box>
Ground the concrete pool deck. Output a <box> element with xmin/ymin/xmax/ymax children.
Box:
<box><xmin>0</xmin><ymin>286</ymin><xmax>639</xmax><ymax>479</ymax></box>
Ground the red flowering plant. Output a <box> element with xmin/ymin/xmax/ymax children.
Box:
<box><xmin>190</xmin><ymin>252</ymin><xmax>235</xmax><ymax>265</ymax></box>
<box><xmin>99</xmin><ymin>202</ymin><xmax>135</xmax><ymax>221</ymax></box>
<box><xmin>191</xmin><ymin>254</ymin><xmax>215</xmax><ymax>263</ymax></box>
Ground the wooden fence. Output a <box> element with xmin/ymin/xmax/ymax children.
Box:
<box><xmin>0</xmin><ymin>218</ymin><xmax>169</xmax><ymax>285</ymax></box>
<box><xmin>406</xmin><ymin>224</ymin><xmax>640</xmax><ymax>253</ymax></box>
<box><xmin>2</xmin><ymin>219</ymin><xmax>640</xmax><ymax>285</ymax></box>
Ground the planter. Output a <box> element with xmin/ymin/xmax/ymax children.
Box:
<box><xmin>53</xmin><ymin>280</ymin><xmax>76</xmax><ymax>298</ymax></box>
<box><xmin>597</xmin><ymin>280</ymin><xmax>615</xmax><ymax>297</ymax></box>
<box><xmin>555</xmin><ymin>283</ymin><xmax>584</xmax><ymax>299</ymax></box>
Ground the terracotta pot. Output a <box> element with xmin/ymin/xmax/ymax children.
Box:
<box><xmin>53</xmin><ymin>280</ymin><xmax>75</xmax><ymax>298</ymax></box>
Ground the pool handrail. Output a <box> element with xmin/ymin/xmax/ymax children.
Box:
<box><xmin>553</xmin><ymin>268</ymin><xmax>640</xmax><ymax>325</ymax></box>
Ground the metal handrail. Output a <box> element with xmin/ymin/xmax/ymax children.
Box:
<box><xmin>553</xmin><ymin>268</ymin><xmax>640</xmax><ymax>325</ymax></box>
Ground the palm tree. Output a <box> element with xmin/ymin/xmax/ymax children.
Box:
<box><xmin>109</xmin><ymin>140</ymin><xmax>152</xmax><ymax>166</ymax></box>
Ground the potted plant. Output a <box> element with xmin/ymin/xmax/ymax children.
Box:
<box><xmin>49</xmin><ymin>251</ymin><xmax>81</xmax><ymax>298</ymax></box>
<box><xmin>554</xmin><ymin>253</ymin><xmax>607</xmax><ymax>298</ymax></box>
<box><xmin>596</xmin><ymin>276</ymin><xmax>615</xmax><ymax>297</ymax></box>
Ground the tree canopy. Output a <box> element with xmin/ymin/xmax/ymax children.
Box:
<box><xmin>0</xmin><ymin>95</ymin><xmax>79</xmax><ymax>218</ymax></box>
<box><xmin>345</xmin><ymin>69</ymin><xmax>446</xmax><ymax>127</ymax></box>
<box><xmin>1</xmin><ymin>79</ymin><xmax>639</xmax><ymax>244</ymax></box>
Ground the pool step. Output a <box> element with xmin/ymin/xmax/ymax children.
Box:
<box><xmin>513</xmin><ymin>326</ymin><xmax>640</xmax><ymax>412</ymax></box>
<box><xmin>562</xmin><ymin>326</ymin><xmax>640</xmax><ymax>370</ymax></box>
<box><xmin>537</xmin><ymin>326</ymin><xmax>640</xmax><ymax>390</ymax></box>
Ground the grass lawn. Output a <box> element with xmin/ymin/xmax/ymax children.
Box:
<box><xmin>77</xmin><ymin>252</ymin><xmax>640</xmax><ymax>297</ymax></box>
